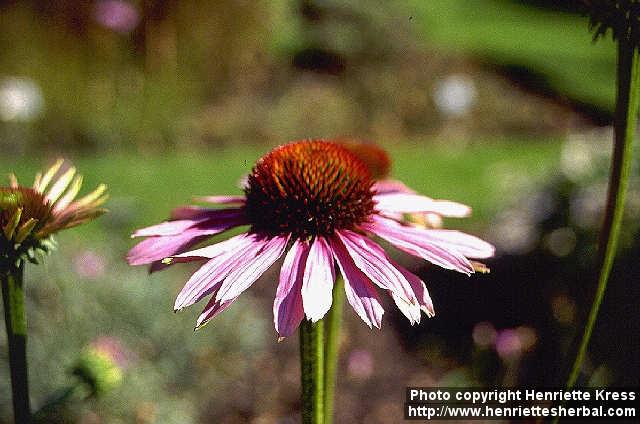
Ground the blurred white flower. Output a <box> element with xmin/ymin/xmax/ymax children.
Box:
<box><xmin>0</xmin><ymin>77</ymin><xmax>44</xmax><ymax>122</ymax></box>
<box><xmin>489</xmin><ymin>210</ymin><xmax>538</xmax><ymax>255</ymax></box>
<box><xmin>560</xmin><ymin>128</ymin><xmax>613</xmax><ymax>181</ymax></box>
<box><xmin>570</xmin><ymin>184</ymin><xmax>607</xmax><ymax>229</ymax></box>
<box><xmin>433</xmin><ymin>74</ymin><xmax>477</xmax><ymax>117</ymax></box>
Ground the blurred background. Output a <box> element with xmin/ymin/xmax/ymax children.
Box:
<box><xmin>0</xmin><ymin>0</ymin><xmax>639</xmax><ymax>422</ymax></box>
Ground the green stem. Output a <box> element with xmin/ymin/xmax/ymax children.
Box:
<box><xmin>33</xmin><ymin>383</ymin><xmax>87</xmax><ymax>423</ymax></box>
<box><xmin>300</xmin><ymin>319</ymin><xmax>325</xmax><ymax>424</ymax></box>
<box><xmin>2</xmin><ymin>262</ymin><xmax>31</xmax><ymax>423</ymax></box>
<box><xmin>323</xmin><ymin>277</ymin><xmax>345</xmax><ymax>424</ymax></box>
<box><xmin>565</xmin><ymin>41</ymin><xmax>639</xmax><ymax>390</ymax></box>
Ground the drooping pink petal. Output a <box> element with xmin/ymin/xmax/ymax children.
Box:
<box><xmin>274</xmin><ymin>239</ymin><xmax>309</xmax><ymax>338</ymax></box>
<box><xmin>302</xmin><ymin>237</ymin><xmax>335</xmax><ymax>322</ymax></box>
<box><xmin>134</xmin><ymin>208</ymin><xmax>246</xmax><ymax>237</ymax></box>
<box><xmin>391</xmin><ymin>260</ymin><xmax>435</xmax><ymax>318</ymax></box>
<box><xmin>330</xmin><ymin>236</ymin><xmax>384</xmax><ymax>329</ymax></box>
<box><xmin>417</xmin><ymin>229</ymin><xmax>495</xmax><ymax>259</ymax></box>
<box><xmin>215</xmin><ymin>235</ymin><xmax>289</xmax><ymax>303</ymax></box>
<box><xmin>170</xmin><ymin>206</ymin><xmax>210</xmax><ymax>220</ymax></box>
<box><xmin>195</xmin><ymin>296</ymin><xmax>238</xmax><ymax>330</ymax></box>
<box><xmin>126</xmin><ymin>230</ymin><xmax>208</xmax><ymax>266</ymax></box>
<box><xmin>390</xmin><ymin>291</ymin><xmax>421</xmax><ymax>325</ymax></box>
<box><xmin>132</xmin><ymin>219</ymin><xmax>208</xmax><ymax>237</ymax></box>
<box><xmin>372</xmin><ymin>179</ymin><xmax>415</xmax><ymax>195</ymax></box>
<box><xmin>132</xmin><ymin>207</ymin><xmax>246</xmax><ymax>237</ymax></box>
<box><xmin>193</xmin><ymin>195</ymin><xmax>246</xmax><ymax>205</ymax></box>
<box><xmin>335</xmin><ymin>230</ymin><xmax>416</xmax><ymax>306</ymax></box>
<box><xmin>174</xmin><ymin>234</ymin><xmax>264</xmax><ymax>310</ymax></box>
<box><xmin>361</xmin><ymin>216</ymin><xmax>474</xmax><ymax>275</ymax></box>
<box><xmin>169</xmin><ymin>232</ymin><xmax>250</xmax><ymax>262</ymax></box>
<box><xmin>373</xmin><ymin>193</ymin><xmax>471</xmax><ymax>217</ymax></box>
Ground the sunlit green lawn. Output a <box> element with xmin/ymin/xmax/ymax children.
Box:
<box><xmin>407</xmin><ymin>0</ymin><xmax>617</xmax><ymax>114</ymax></box>
<box><xmin>3</xmin><ymin>139</ymin><xmax>562</xmax><ymax>242</ymax></box>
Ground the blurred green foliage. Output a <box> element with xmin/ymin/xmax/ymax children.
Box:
<box><xmin>407</xmin><ymin>0</ymin><xmax>617</xmax><ymax>113</ymax></box>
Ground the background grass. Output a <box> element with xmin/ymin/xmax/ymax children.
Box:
<box><xmin>407</xmin><ymin>0</ymin><xmax>617</xmax><ymax>114</ymax></box>
<box><xmin>1</xmin><ymin>138</ymin><xmax>562</xmax><ymax>236</ymax></box>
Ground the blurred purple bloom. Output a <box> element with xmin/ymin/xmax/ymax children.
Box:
<box><xmin>73</xmin><ymin>250</ymin><xmax>107</xmax><ymax>280</ymax></box>
<box><xmin>94</xmin><ymin>0</ymin><xmax>140</xmax><ymax>34</ymax></box>
<box><xmin>90</xmin><ymin>336</ymin><xmax>132</xmax><ymax>369</ymax></box>
<box><xmin>495</xmin><ymin>329</ymin><xmax>522</xmax><ymax>359</ymax></box>
<box><xmin>347</xmin><ymin>349</ymin><xmax>374</xmax><ymax>379</ymax></box>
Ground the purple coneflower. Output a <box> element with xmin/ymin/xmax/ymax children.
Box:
<box><xmin>128</xmin><ymin>140</ymin><xmax>494</xmax><ymax>337</ymax></box>
<box><xmin>1</xmin><ymin>159</ymin><xmax>107</xmax><ymax>423</ymax></box>
<box><xmin>1</xmin><ymin>159</ymin><xmax>108</xmax><ymax>267</ymax></box>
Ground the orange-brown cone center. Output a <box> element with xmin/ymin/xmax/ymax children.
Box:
<box><xmin>244</xmin><ymin>140</ymin><xmax>375</xmax><ymax>239</ymax></box>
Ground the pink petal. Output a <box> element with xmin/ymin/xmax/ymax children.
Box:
<box><xmin>132</xmin><ymin>219</ymin><xmax>207</xmax><ymax>238</ymax></box>
<box><xmin>302</xmin><ymin>237</ymin><xmax>335</xmax><ymax>322</ymax></box>
<box><xmin>362</xmin><ymin>216</ymin><xmax>474</xmax><ymax>274</ymax></box>
<box><xmin>133</xmin><ymin>208</ymin><xmax>245</xmax><ymax>237</ymax></box>
<box><xmin>174</xmin><ymin>235</ymin><xmax>262</xmax><ymax>310</ymax></box>
<box><xmin>335</xmin><ymin>230</ymin><xmax>416</xmax><ymax>306</ymax></box>
<box><xmin>215</xmin><ymin>235</ymin><xmax>289</xmax><ymax>303</ymax></box>
<box><xmin>171</xmin><ymin>233</ymin><xmax>250</xmax><ymax>262</ymax></box>
<box><xmin>195</xmin><ymin>296</ymin><xmax>238</xmax><ymax>330</ymax></box>
<box><xmin>194</xmin><ymin>195</ymin><xmax>246</xmax><ymax>205</ymax></box>
<box><xmin>127</xmin><ymin>230</ymin><xmax>208</xmax><ymax>266</ymax></box>
<box><xmin>274</xmin><ymin>240</ymin><xmax>309</xmax><ymax>338</ymax></box>
<box><xmin>390</xmin><ymin>291</ymin><xmax>421</xmax><ymax>325</ymax></box>
<box><xmin>372</xmin><ymin>179</ymin><xmax>415</xmax><ymax>195</ymax></box>
<box><xmin>330</xmin><ymin>236</ymin><xmax>384</xmax><ymax>329</ymax></box>
<box><xmin>391</xmin><ymin>260</ymin><xmax>435</xmax><ymax>318</ymax></box>
<box><xmin>373</xmin><ymin>193</ymin><xmax>471</xmax><ymax>217</ymax></box>
<box><xmin>418</xmin><ymin>229</ymin><xmax>495</xmax><ymax>259</ymax></box>
<box><xmin>171</xmin><ymin>206</ymin><xmax>244</xmax><ymax>220</ymax></box>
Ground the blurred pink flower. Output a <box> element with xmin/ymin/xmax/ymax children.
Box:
<box><xmin>90</xmin><ymin>336</ymin><xmax>132</xmax><ymax>369</ymax></box>
<box><xmin>495</xmin><ymin>329</ymin><xmax>522</xmax><ymax>359</ymax></box>
<box><xmin>495</xmin><ymin>327</ymin><xmax>536</xmax><ymax>359</ymax></box>
<box><xmin>94</xmin><ymin>0</ymin><xmax>140</xmax><ymax>34</ymax></box>
<box><xmin>128</xmin><ymin>140</ymin><xmax>494</xmax><ymax>337</ymax></box>
<box><xmin>73</xmin><ymin>250</ymin><xmax>107</xmax><ymax>280</ymax></box>
<box><xmin>347</xmin><ymin>349</ymin><xmax>374</xmax><ymax>379</ymax></box>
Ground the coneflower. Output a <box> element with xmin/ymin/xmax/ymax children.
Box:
<box><xmin>1</xmin><ymin>160</ymin><xmax>107</xmax><ymax>423</ymax></box>
<box><xmin>128</xmin><ymin>140</ymin><xmax>494</xmax><ymax>335</ymax></box>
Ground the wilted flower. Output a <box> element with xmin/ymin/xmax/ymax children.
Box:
<box><xmin>1</xmin><ymin>160</ymin><xmax>108</xmax><ymax>269</ymax></box>
<box><xmin>128</xmin><ymin>140</ymin><xmax>494</xmax><ymax>337</ymax></box>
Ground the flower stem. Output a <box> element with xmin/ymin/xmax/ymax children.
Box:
<box><xmin>1</xmin><ymin>262</ymin><xmax>31</xmax><ymax>423</ymax></box>
<box><xmin>300</xmin><ymin>319</ymin><xmax>325</xmax><ymax>424</ymax></box>
<box><xmin>323</xmin><ymin>276</ymin><xmax>345</xmax><ymax>424</ymax></box>
<box><xmin>565</xmin><ymin>40</ymin><xmax>639</xmax><ymax>390</ymax></box>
